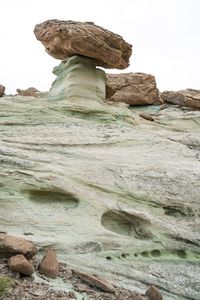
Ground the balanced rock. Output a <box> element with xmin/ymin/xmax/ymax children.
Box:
<box><xmin>0</xmin><ymin>84</ymin><xmax>5</xmax><ymax>97</ymax></box>
<box><xmin>0</xmin><ymin>233</ymin><xmax>37</xmax><ymax>258</ymax></box>
<box><xmin>34</xmin><ymin>19</ymin><xmax>132</xmax><ymax>69</ymax></box>
<box><xmin>8</xmin><ymin>254</ymin><xmax>35</xmax><ymax>276</ymax></box>
<box><xmin>161</xmin><ymin>89</ymin><xmax>200</xmax><ymax>109</ymax></box>
<box><xmin>39</xmin><ymin>249</ymin><xmax>59</xmax><ymax>279</ymax></box>
<box><xmin>16</xmin><ymin>87</ymin><xmax>39</xmax><ymax>97</ymax></box>
<box><xmin>106</xmin><ymin>73</ymin><xmax>160</xmax><ymax>105</ymax></box>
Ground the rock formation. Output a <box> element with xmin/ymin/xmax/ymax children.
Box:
<box><xmin>0</xmin><ymin>84</ymin><xmax>5</xmax><ymax>97</ymax></box>
<box><xmin>0</xmin><ymin>20</ymin><xmax>199</xmax><ymax>300</ymax></box>
<box><xmin>8</xmin><ymin>254</ymin><xmax>35</xmax><ymax>276</ymax></box>
<box><xmin>34</xmin><ymin>19</ymin><xmax>132</xmax><ymax>69</ymax></box>
<box><xmin>161</xmin><ymin>89</ymin><xmax>200</xmax><ymax>109</ymax></box>
<box><xmin>107</xmin><ymin>73</ymin><xmax>160</xmax><ymax>105</ymax></box>
<box><xmin>16</xmin><ymin>87</ymin><xmax>39</xmax><ymax>97</ymax></box>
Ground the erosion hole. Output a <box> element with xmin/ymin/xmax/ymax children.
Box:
<box><xmin>101</xmin><ymin>210</ymin><xmax>153</xmax><ymax>238</ymax></box>
<box><xmin>25</xmin><ymin>189</ymin><xmax>78</xmax><ymax>209</ymax></box>
<box><xmin>177</xmin><ymin>250</ymin><xmax>187</xmax><ymax>259</ymax></box>
<box><xmin>151</xmin><ymin>249</ymin><xmax>161</xmax><ymax>257</ymax></box>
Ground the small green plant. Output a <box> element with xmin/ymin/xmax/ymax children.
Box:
<box><xmin>0</xmin><ymin>276</ymin><xmax>11</xmax><ymax>295</ymax></box>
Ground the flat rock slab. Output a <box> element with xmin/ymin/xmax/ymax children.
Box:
<box><xmin>34</xmin><ymin>19</ymin><xmax>132</xmax><ymax>69</ymax></box>
<box><xmin>161</xmin><ymin>89</ymin><xmax>200</xmax><ymax>109</ymax></box>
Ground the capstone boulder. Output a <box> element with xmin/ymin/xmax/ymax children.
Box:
<box><xmin>34</xmin><ymin>19</ymin><xmax>132</xmax><ymax>69</ymax></box>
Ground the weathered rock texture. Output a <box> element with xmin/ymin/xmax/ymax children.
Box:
<box><xmin>0</xmin><ymin>84</ymin><xmax>5</xmax><ymax>97</ymax></box>
<box><xmin>8</xmin><ymin>254</ymin><xmax>35</xmax><ymax>276</ymax></box>
<box><xmin>0</xmin><ymin>234</ymin><xmax>37</xmax><ymax>258</ymax></box>
<box><xmin>16</xmin><ymin>87</ymin><xmax>39</xmax><ymax>97</ymax></box>
<box><xmin>34</xmin><ymin>20</ymin><xmax>132</xmax><ymax>69</ymax></box>
<box><xmin>106</xmin><ymin>73</ymin><xmax>160</xmax><ymax>105</ymax></box>
<box><xmin>48</xmin><ymin>55</ymin><xmax>135</xmax><ymax>124</ymax></box>
<box><xmin>0</xmin><ymin>62</ymin><xmax>200</xmax><ymax>299</ymax></box>
<box><xmin>161</xmin><ymin>89</ymin><xmax>200</xmax><ymax>109</ymax></box>
<box><xmin>39</xmin><ymin>250</ymin><xmax>59</xmax><ymax>279</ymax></box>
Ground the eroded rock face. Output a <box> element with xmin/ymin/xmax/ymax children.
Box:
<box><xmin>34</xmin><ymin>20</ymin><xmax>132</xmax><ymax>69</ymax></box>
<box><xmin>0</xmin><ymin>84</ymin><xmax>5</xmax><ymax>97</ymax></box>
<box><xmin>161</xmin><ymin>89</ymin><xmax>200</xmax><ymax>109</ymax></box>
<box><xmin>0</xmin><ymin>234</ymin><xmax>37</xmax><ymax>258</ymax></box>
<box><xmin>0</xmin><ymin>87</ymin><xmax>200</xmax><ymax>299</ymax></box>
<box><xmin>106</xmin><ymin>73</ymin><xmax>160</xmax><ymax>105</ymax></box>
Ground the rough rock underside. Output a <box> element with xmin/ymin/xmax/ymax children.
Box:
<box><xmin>0</xmin><ymin>57</ymin><xmax>200</xmax><ymax>300</ymax></box>
<box><xmin>34</xmin><ymin>19</ymin><xmax>132</xmax><ymax>69</ymax></box>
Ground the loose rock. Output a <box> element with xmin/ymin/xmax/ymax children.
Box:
<box><xmin>8</xmin><ymin>254</ymin><xmax>35</xmax><ymax>276</ymax></box>
<box><xmin>0</xmin><ymin>233</ymin><xmax>37</xmax><ymax>258</ymax></box>
<box><xmin>76</xmin><ymin>272</ymin><xmax>114</xmax><ymax>293</ymax></box>
<box><xmin>106</xmin><ymin>73</ymin><xmax>160</xmax><ymax>105</ymax></box>
<box><xmin>16</xmin><ymin>87</ymin><xmax>39</xmax><ymax>97</ymax></box>
<box><xmin>0</xmin><ymin>84</ymin><xmax>5</xmax><ymax>97</ymax></box>
<box><xmin>39</xmin><ymin>249</ymin><xmax>59</xmax><ymax>279</ymax></box>
<box><xmin>34</xmin><ymin>19</ymin><xmax>132</xmax><ymax>69</ymax></box>
<box><xmin>145</xmin><ymin>285</ymin><xmax>163</xmax><ymax>300</ymax></box>
<box><xmin>161</xmin><ymin>89</ymin><xmax>200</xmax><ymax>109</ymax></box>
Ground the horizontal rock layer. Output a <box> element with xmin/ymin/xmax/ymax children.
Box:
<box><xmin>34</xmin><ymin>19</ymin><xmax>132</xmax><ymax>69</ymax></box>
<box><xmin>106</xmin><ymin>73</ymin><xmax>160</xmax><ymax>105</ymax></box>
<box><xmin>161</xmin><ymin>89</ymin><xmax>200</xmax><ymax>109</ymax></box>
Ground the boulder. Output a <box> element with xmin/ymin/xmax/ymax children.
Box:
<box><xmin>106</xmin><ymin>73</ymin><xmax>160</xmax><ymax>105</ymax></box>
<box><xmin>8</xmin><ymin>254</ymin><xmax>35</xmax><ymax>276</ymax></box>
<box><xmin>16</xmin><ymin>87</ymin><xmax>39</xmax><ymax>97</ymax></box>
<box><xmin>0</xmin><ymin>234</ymin><xmax>37</xmax><ymax>258</ymax></box>
<box><xmin>39</xmin><ymin>249</ymin><xmax>59</xmax><ymax>279</ymax></box>
<box><xmin>161</xmin><ymin>89</ymin><xmax>200</xmax><ymax>109</ymax></box>
<box><xmin>34</xmin><ymin>20</ymin><xmax>132</xmax><ymax>69</ymax></box>
<box><xmin>0</xmin><ymin>84</ymin><xmax>5</xmax><ymax>97</ymax></box>
<box><xmin>145</xmin><ymin>286</ymin><xmax>163</xmax><ymax>300</ymax></box>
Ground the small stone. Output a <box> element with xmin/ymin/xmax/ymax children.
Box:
<box><xmin>145</xmin><ymin>285</ymin><xmax>163</xmax><ymax>300</ymax></box>
<box><xmin>139</xmin><ymin>112</ymin><xmax>154</xmax><ymax>122</ymax></box>
<box><xmin>0</xmin><ymin>84</ymin><xmax>5</xmax><ymax>97</ymax></box>
<box><xmin>8</xmin><ymin>254</ymin><xmax>35</xmax><ymax>276</ymax></box>
<box><xmin>39</xmin><ymin>249</ymin><xmax>59</xmax><ymax>279</ymax></box>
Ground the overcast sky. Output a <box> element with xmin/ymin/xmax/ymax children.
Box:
<box><xmin>0</xmin><ymin>0</ymin><xmax>199</xmax><ymax>94</ymax></box>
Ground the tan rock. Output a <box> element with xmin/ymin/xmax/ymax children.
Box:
<box><xmin>161</xmin><ymin>89</ymin><xmax>200</xmax><ymax>109</ymax></box>
<box><xmin>39</xmin><ymin>249</ymin><xmax>59</xmax><ymax>279</ymax></box>
<box><xmin>8</xmin><ymin>254</ymin><xmax>35</xmax><ymax>276</ymax></box>
<box><xmin>139</xmin><ymin>112</ymin><xmax>154</xmax><ymax>122</ymax></box>
<box><xmin>106</xmin><ymin>73</ymin><xmax>160</xmax><ymax>105</ymax></box>
<box><xmin>76</xmin><ymin>272</ymin><xmax>114</xmax><ymax>293</ymax></box>
<box><xmin>34</xmin><ymin>20</ymin><xmax>132</xmax><ymax>69</ymax></box>
<box><xmin>0</xmin><ymin>84</ymin><xmax>5</xmax><ymax>97</ymax></box>
<box><xmin>0</xmin><ymin>233</ymin><xmax>37</xmax><ymax>258</ymax></box>
<box><xmin>16</xmin><ymin>87</ymin><xmax>39</xmax><ymax>97</ymax></box>
<box><xmin>145</xmin><ymin>286</ymin><xmax>163</xmax><ymax>300</ymax></box>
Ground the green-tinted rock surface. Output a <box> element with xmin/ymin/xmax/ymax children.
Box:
<box><xmin>0</xmin><ymin>58</ymin><xmax>199</xmax><ymax>299</ymax></box>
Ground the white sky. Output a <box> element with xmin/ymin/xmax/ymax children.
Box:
<box><xmin>0</xmin><ymin>0</ymin><xmax>199</xmax><ymax>94</ymax></box>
